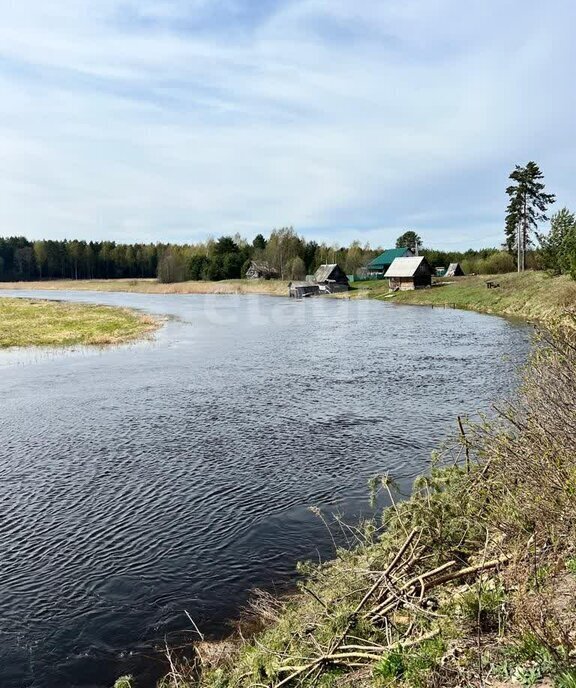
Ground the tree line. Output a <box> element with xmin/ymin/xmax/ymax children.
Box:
<box><xmin>0</xmin><ymin>238</ymin><xmax>160</xmax><ymax>281</ymax></box>
<box><xmin>2</xmin><ymin>163</ymin><xmax>574</xmax><ymax>284</ymax></box>
<box><xmin>0</xmin><ymin>231</ymin><xmax>509</xmax><ymax>283</ymax></box>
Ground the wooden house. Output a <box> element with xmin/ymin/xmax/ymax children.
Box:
<box><xmin>245</xmin><ymin>261</ymin><xmax>279</xmax><ymax>280</ymax></box>
<box><xmin>445</xmin><ymin>263</ymin><xmax>465</xmax><ymax>277</ymax></box>
<box><xmin>384</xmin><ymin>256</ymin><xmax>433</xmax><ymax>290</ymax></box>
<box><xmin>289</xmin><ymin>281</ymin><xmax>320</xmax><ymax>298</ymax></box>
<box><xmin>365</xmin><ymin>248</ymin><xmax>414</xmax><ymax>277</ymax></box>
<box><xmin>313</xmin><ymin>264</ymin><xmax>349</xmax><ymax>293</ymax></box>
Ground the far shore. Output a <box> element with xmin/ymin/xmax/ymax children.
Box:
<box><xmin>1</xmin><ymin>271</ymin><xmax>574</xmax><ymax>325</ymax></box>
<box><xmin>0</xmin><ymin>278</ymin><xmax>289</xmax><ymax>296</ymax></box>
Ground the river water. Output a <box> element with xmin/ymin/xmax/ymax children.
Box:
<box><xmin>0</xmin><ymin>291</ymin><xmax>530</xmax><ymax>688</ymax></box>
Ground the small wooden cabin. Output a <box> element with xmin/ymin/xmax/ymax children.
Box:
<box><xmin>365</xmin><ymin>248</ymin><xmax>414</xmax><ymax>277</ymax></box>
<box><xmin>245</xmin><ymin>261</ymin><xmax>279</xmax><ymax>280</ymax></box>
<box><xmin>445</xmin><ymin>262</ymin><xmax>465</xmax><ymax>277</ymax></box>
<box><xmin>289</xmin><ymin>281</ymin><xmax>320</xmax><ymax>298</ymax></box>
<box><xmin>384</xmin><ymin>256</ymin><xmax>433</xmax><ymax>291</ymax></box>
<box><xmin>314</xmin><ymin>264</ymin><xmax>349</xmax><ymax>293</ymax></box>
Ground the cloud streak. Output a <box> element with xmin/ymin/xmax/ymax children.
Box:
<box><xmin>0</xmin><ymin>0</ymin><xmax>574</xmax><ymax>248</ymax></box>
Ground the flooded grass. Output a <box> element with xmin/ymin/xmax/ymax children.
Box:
<box><xmin>0</xmin><ymin>297</ymin><xmax>159</xmax><ymax>348</ymax></box>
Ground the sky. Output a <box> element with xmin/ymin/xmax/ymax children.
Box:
<box><xmin>0</xmin><ymin>0</ymin><xmax>574</xmax><ymax>250</ymax></box>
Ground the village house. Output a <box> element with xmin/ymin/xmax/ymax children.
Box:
<box><xmin>384</xmin><ymin>256</ymin><xmax>433</xmax><ymax>290</ymax></box>
<box><xmin>314</xmin><ymin>264</ymin><xmax>350</xmax><ymax>293</ymax></box>
<box><xmin>245</xmin><ymin>261</ymin><xmax>279</xmax><ymax>280</ymax></box>
<box><xmin>365</xmin><ymin>247</ymin><xmax>414</xmax><ymax>277</ymax></box>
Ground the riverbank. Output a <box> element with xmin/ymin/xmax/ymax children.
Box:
<box><xmin>126</xmin><ymin>318</ymin><xmax>576</xmax><ymax>688</ymax></box>
<box><xmin>0</xmin><ymin>278</ymin><xmax>289</xmax><ymax>296</ymax></box>
<box><xmin>351</xmin><ymin>271</ymin><xmax>576</xmax><ymax>324</ymax></box>
<box><xmin>0</xmin><ymin>297</ymin><xmax>158</xmax><ymax>347</ymax></box>
<box><xmin>1</xmin><ymin>272</ymin><xmax>575</xmax><ymax>325</ymax></box>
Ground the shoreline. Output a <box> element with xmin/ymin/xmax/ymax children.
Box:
<box><xmin>138</xmin><ymin>319</ymin><xmax>576</xmax><ymax>688</ymax></box>
<box><xmin>350</xmin><ymin>271</ymin><xmax>576</xmax><ymax>325</ymax></box>
<box><xmin>1</xmin><ymin>272</ymin><xmax>573</xmax><ymax>350</ymax></box>
<box><xmin>0</xmin><ymin>278</ymin><xmax>290</xmax><ymax>297</ymax></box>
<box><xmin>1</xmin><ymin>272</ymin><xmax>575</xmax><ymax>325</ymax></box>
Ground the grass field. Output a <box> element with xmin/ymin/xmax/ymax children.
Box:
<box><xmin>350</xmin><ymin>271</ymin><xmax>576</xmax><ymax>323</ymax></box>
<box><xmin>0</xmin><ymin>297</ymin><xmax>159</xmax><ymax>348</ymax></box>
<box><xmin>0</xmin><ymin>278</ymin><xmax>289</xmax><ymax>296</ymax></box>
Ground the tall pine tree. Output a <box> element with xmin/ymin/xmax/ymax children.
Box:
<box><xmin>505</xmin><ymin>162</ymin><xmax>555</xmax><ymax>270</ymax></box>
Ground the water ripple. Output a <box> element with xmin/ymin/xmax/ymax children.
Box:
<box><xmin>0</xmin><ymin>291</ymin><xmax>530</xmax><ymax>688</ymax></box>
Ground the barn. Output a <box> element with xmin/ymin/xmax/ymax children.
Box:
<box><xmin>314</xmin><ymin>264</ymin><xmax>349</xmax><ymax>293</ymax></box>
<box><xmin>384</xmin><ymin>256</ymin><xmax>433</xmax><ymax>290</ymax></box>
<box><xmin>445</xmin><ymin>263</ymin><xmax>465</xmax><ymax>277</ymax></box>
<box><xmin>245</xmin><ymin>261</ymin><xmax>279</xmax><ymax>280</ymax></box>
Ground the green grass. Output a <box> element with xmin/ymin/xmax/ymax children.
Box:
<box><xmin>0</xmin><ymin>297</ymin><xmax>159</xmax><ymax>348</ymax></box>
<box><xmin>350</xmin><ymin>272</ymin><xmax>576</xmax><ymax>323</ymax></box>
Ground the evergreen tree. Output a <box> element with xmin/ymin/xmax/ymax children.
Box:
<box><xmin>537</xmin><ymin>208</ymin><xmax>576</xmax><ymax>275</ymax></box>
<box><xmin>505</xmin><ymin>162</ymin><xmax>555</xmax><ymax>270</ymax></box>
<box><xmin>395</xmin><ymin>231</ymin><xmax>422</xmax><ymax>253</ymax></box>
<box><xmin>213</xmin><ymin>236</ymin><xmax>239</xmax><ymax>255</ymax></box>
<box><xmin>252</xmin><ymin>234</ymin><xmax>267</xmax><ymax>251</ymax></box>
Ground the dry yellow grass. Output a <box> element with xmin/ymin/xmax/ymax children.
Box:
<box><xmin>0</xmin><ymin>297</ymin><xmax>159</xmax><ymax>348</ymax></box>
<box><xmin>0</xmin><ymin>278</ymin><xmax>290</xmax><ymax>296</ymax></box>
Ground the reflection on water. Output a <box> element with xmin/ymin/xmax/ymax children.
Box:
<box><xmin>0</xmin><ymin>291</ymin><xmax>530</xmax><ymax>688</ymax></box>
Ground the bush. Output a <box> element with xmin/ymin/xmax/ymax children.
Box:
<box><xmin>483</xmin><ymin>251</ymin><xmax>516</xmax><ymax>273</ymax></box>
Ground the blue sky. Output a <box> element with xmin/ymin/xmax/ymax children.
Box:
<box><xmin>0</xmin><ymin>0</ymin><xmax>574</xmax><ymax>249</ymax></box>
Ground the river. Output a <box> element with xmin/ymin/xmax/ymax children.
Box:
<box><xmin>0</xmin><ymin>291</ymin><xmax>530</xmax><ymax>687</ymax></box>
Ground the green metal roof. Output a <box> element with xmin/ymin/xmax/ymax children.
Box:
<box><xmin>367</xmin><ymin>248</ymin><xmax>412</xmax><ymax>269</ymax></box>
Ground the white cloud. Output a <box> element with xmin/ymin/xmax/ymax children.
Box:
<box><xmin>0</xmin><ymin>0</ymin><xmax>574</xmax><ymax>247</ymax></box>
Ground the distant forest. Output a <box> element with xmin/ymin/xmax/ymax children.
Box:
<box><xmin>0</xmin><ymin>228</ymin><xmax>524</xmax><ymax>283</ymax></box>
<box><xmin>2</xmin><ymin>162</ymin><xmax>574</xmax><ymax>283</ymax></box>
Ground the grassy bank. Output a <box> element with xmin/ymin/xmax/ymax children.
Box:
<box><xmin>0</xmin><ymin>297</ymin><xmax>158</xmax><ymax>348</ymax></box>
<box><xmin>350</xmin><ymin>271</ymin><xmax>576</xmax><ymax>324</ymax></box>
<box><xmin>0</xmin><ymin>278</ymin><xmax>289</xmax><ymax>296</ymax></box>
<box><xmin>119</xmin><ymin>317</ymin><xmax>576</xmax><ymax>688</ymax></box>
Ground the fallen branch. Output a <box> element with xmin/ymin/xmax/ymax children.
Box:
<box><xmin>274</xmin><ymin>629</ymin><xmax>441</xmax><ymax>685</ymax></box>
<box><xmin>368</xmin><ymin>560</ymin><xmax>456</xmax><ymax>621</ymax></box>
<box><xmin>423</xmin><ymin>556</ymin><xmax>509</xmax><ymax>590</ymax></box>
<box><xmin>353</xmin><ymin>528</ymin><xmax>419</xmax><ymax>615</ymax></box>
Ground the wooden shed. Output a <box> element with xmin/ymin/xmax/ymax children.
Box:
<box><xmin>313</xmin><ymin>264</ymin><xmax>349</xmax><ymax>293</ymax></box>
<box><xmin>245</xmin><ymin>261</ymin><xmax>279</xmax><ymax>280</ymax></box>
<box><xmin>289</xmin><ymin>281</ymin><xmax>320</xmax><ymax>298</ymax></box>
<box><xmin>384</xmin><ymin>256</ymin><xmax>433</xmax><ymax>291</ymax></box>
<box><xmin>445</xmin><ymin>262</ymin><xmax>465</xmax><ymax>277</ymax></box>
